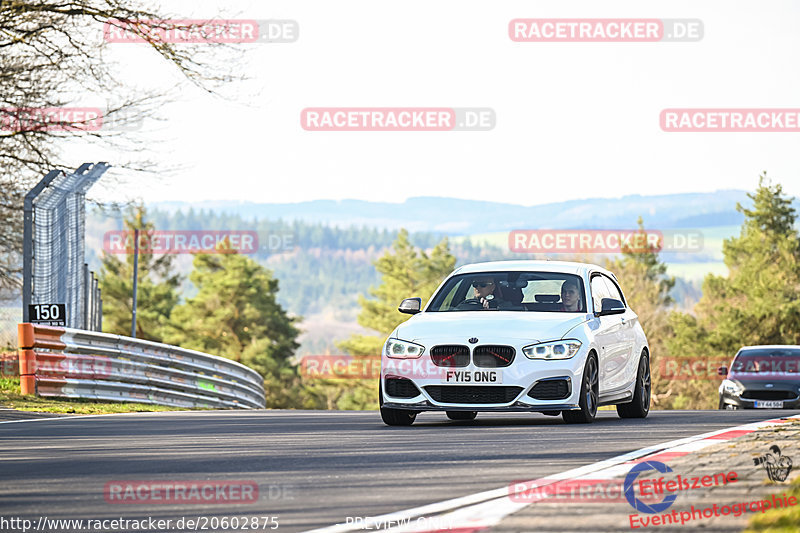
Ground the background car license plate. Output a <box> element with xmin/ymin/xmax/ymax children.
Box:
<box><xmin>442</xmin><ymin>370</ymin><xmax>502</xmax><ymax>383</ymax></box>
<box><xmin>754</xmin><ymin>400</ymin><xmax>784</xmax><ymax>408</ymax></box>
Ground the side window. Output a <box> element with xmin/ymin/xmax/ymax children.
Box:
<box><xmin>590</xmin><ymin>275</ymin><xmax>610</xmax><ymax>313</ymax></box>
<box><xmin>601</xmin><ymin>276</ymin><xmax>625</xmax><ymax>305</ymax></box>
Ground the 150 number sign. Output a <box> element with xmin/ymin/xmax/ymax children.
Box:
<box><xmin>28</xmin><ymin>304</ymin><xmax>66</xmax><ymax>326</ymax></box>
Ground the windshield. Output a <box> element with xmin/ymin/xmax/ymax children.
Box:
<box><xmin>426</xmin><ymin>271</ymin><xmax>587</xmax><ymax>312</ymax></box>
<box><xmin>731</xmin><ymin>348</ymin><xmax>800</xmax><ymax>373</ymax></box>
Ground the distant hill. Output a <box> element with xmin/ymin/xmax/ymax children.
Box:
<box><xmin>151</xmin><ymin>190</ymin><xmax>768</xmax><ymax>234</ymax></box>
<box><xmin>86</xmin><ymin>190</ymin><xmax>785</xmax><ymax>354</ymax></box>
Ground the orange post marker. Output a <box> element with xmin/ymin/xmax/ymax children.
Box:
<box><xmin>18</xmin><ymin>323</ymin><xmax>35</xmax><ymax>350</ymax></box>
<box><xmin>18</xmin><ymin>349</ymin><xmax>37</xmax><ymax>395</ymax></box>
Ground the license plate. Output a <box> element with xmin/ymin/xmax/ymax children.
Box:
<box><xmin>754</xmin><ymin>400</ymin><xmax>784</xmax><ymax>408</ymax></box>
<box><xmin>441</xmin><ymin>370</ymin><xmax>502</xmax><ymax>384</ymax></box>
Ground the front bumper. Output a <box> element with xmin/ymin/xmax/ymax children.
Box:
<box><xmin>380</xmin><ymin>343</ymin><xmax>588</xmax><ymax>412</ymax></box>
<box><xmin>720</xmin><ymin>392</ymin><xmax>800</xmax><ymax>409</ymax></box>
<box><xmin>381</xmin><ymin>401</ymin><xmax>579</xmax><ymax>412</ymax></box>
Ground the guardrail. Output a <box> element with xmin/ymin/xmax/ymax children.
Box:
<box><xmin>17</xmin><ymin>323</ymin><xmax>265</xmax><ymax>409</ymax></box>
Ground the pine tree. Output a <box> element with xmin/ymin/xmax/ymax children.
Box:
<box><xmin>338</xmin><ymin>230</ymin><xmax>456</xmax><ymax>356</ymax></box>
<box><xmin>605</xmin><ymin>217</ymin><xmax>675</xmax><ymax>407</ymax></box>
<box><xmin>98</xmin><ymin>206</ymin><xmax>181</xmax><ymax>342</ymax></box>
<box><xmin>667</xmin><ymin>173</ymin><xmax>800</xmax><ymax>408</ymax></box>
<box><xmin>161</xmin><ymin>251</ymin><xmax>303</xmax><ymax>408</ymax></box>
<box><xmin>309</xmin><ymin>230</ymin><xmax>456</xmax><ymax>410</ymax></box>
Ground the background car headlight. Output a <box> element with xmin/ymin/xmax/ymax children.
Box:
<box><xmin>720</xmin><ymin>379</ymin><xmax>743</xmax><ymax>396</ymax></box>
<box><xmin>523</xmin><ymin>340</ymin><xmax>582</xmax><ymax>360</ymax></box>
<box><xmin>385</xmin><ymin>338</ymin><xmax>424</xmax><ymax>359</ymax></box>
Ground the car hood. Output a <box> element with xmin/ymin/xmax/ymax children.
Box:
<box><xmin>728</xmin><ymin>373</ymin><xmax>800</xmax><ymax>390</ymax></box>
<box><xmin>395</xmin><ymin>312</ymin><xmax>591</xmax><ymax>344</ymax></box>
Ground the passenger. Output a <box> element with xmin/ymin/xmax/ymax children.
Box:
<box><xmin>559</xmin><ymin>279</ymin><xmax>582</xmax><ymax>312</ymax></box>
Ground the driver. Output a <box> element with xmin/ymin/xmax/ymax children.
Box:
<box><xmin>468</xmin><ymin>276</ymin><xmax>511</xmax><ymax>310</ymax></box>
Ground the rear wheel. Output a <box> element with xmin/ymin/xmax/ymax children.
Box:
<box><xmin>617</xmin><ymin>353</ymin><xmax>651</xmax><ymax>419</ymax></box>
<box><xmin>446</xmin><ymin>411</ymin><xmax>477</xmax><ymax>421</ymax></box>
<box><xmin>563</xmin><ymin>354</ymin><xmax>598</xmax><ymax>424</ymax></box>
<box><xmin>379</xmin><ymin>383</ymin><xmax>417</xmax><ymax>426</ymax></box>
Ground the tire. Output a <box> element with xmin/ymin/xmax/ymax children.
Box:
<box><xmin>563</xmin><ymin>354</ymin><xmax>599</xmax><ymax>424</ymax></box>
<box><xmin>718</xmin><ymin>396</ymin><xmax>725</xmax><ymax>410</ymax></box>
<box><xmin>617</xmin><ymin>353</ymin><xmax>651</xmax><ymax>419</ymax></box>
<box><xmin>446</xmin><ymin>411</ymin><xmax>477</xmax><ymax>421</ymax></box>
<box><xmin>379</xmin><ymin>383</ymin><xmax>417</xmax><ymax>426</ymax></box>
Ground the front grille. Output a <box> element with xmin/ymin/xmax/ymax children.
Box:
<box><xmin>741</xmin><ymin>390</ymin><xmax>798</xmax><ymax>401</ymax></box>
<box><xmin>473</xmin><ymin>345</ymin><xmax>515</xmax><ymax>367</ymax></box>
<box><xmin>424</xmin><ymin>385</ymin><xmax>523</xmax><ymax>404</ymax></box>
<box><xmin>528</xmin><ymin>378</ymin><xmax>571</xmax><ymax>400</ymax></box>
<box><xmin>430</xmin><ymin>345</ymin><xmax>470</xmax><ymax>367</ymax></box>
<box><xmin>385</xmin><ymin>378</ymin><xmax>421</xmax><ymax>399</ymax></box>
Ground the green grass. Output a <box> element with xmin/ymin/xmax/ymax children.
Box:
<box><xmin>0</xmin><ymin>378</ymin><xmax>190</xmax><ymax>414</ymax></box>
<box><xmin>744</xmin><ymin>421</ymin><xmax>800</xmax><ymax>532</ymax></box>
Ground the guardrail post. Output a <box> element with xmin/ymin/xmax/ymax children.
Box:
<box><xmin>17</xmin><ymin>323</ymin><xmax>36</xmax><ymax>395</ymax></box>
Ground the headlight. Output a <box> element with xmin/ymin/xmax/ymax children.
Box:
<box><xmin>385</xmin><ymin>338</ymin><xmax>425</xmax><ymax>359</ymax></box>
<box><xmin>720</xmin><ymin>379</ymin><xmax>743</xmax><ymax>396</ymax></box>
<box><xmin>523</xmin><ymin>340</ymin><xmax>582</xmax><ymax>360</ymax></box>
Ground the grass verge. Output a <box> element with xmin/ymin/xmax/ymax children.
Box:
<box><xmin>743</xmin><ymin>420</ymin><xmax>800</xmax><ymax>533</ymax></box>
<box><xmin>744</xmin><ymin>475</ymin><xmax>800</xmax><ymax>532</ymax></box>
<box><xmin>0</xmin><ymin>378</ymin><xmax>187</xmax><ymax>414</ymax></box>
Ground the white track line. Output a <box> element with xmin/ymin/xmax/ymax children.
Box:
<box><xmin>304</xmin><ymin>413</ymin><xmax>800</xmax><ymax>533</ymax></box>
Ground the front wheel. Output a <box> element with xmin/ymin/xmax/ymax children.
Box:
<box><xmin>446</xmin><ymin>411</ymin><xmax>477</xmax><ymax>421</ymax></box>
<box><xmin>381</xmin><ymin>407</ymin><xmax>417</xmax><ymax>426</ymax></box>
<box><xmin>617</xmin><ymin>353</ymin><xmax>651</xmax><ymax>419</ymax></box>
<box><xmin>563</xmin><ymin>354</ymin><xmax>598</xmax><ymax>424</ymax></box>
<box><xmin>379</xmin><ymin>383</ymin><xmax>416</xmax><ymax>426</ymax></box>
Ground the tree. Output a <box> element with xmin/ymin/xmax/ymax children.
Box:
<box><xmin>162</xmin><ymin>251</ymin><xmax>303</xmax><ymax>408</ymax></box>
<box><xmin>667</xmin><ymin>173</ymin><xmax>800</xmax><ymax>408</ymax></box>
<box><xmin>98</xmin><ymin>205</ymin><xmax>181</xmax><ymax>341</ymax></box>
<box><xmin>338</xmin><ymin>230</ymin><xmax>456</xmax><ymax>356</ymax></box>
<box><xmin>605</xmin><ymin>217</ymin><xmax>675</xmax><ymax>407</ymax></box>
<box><xmin>313</xmin><ymin>231</ymin><xmax>455</xmax><ymax>410</ymax></box>
<box><xmin>0</xmin><ymin>0</ymin><xmax>244</xmax><ymax>294</ymax></box>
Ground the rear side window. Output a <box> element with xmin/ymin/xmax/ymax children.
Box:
<box><xmin>601</xmin><ymin>276</ymin><xmax>625</xmax><ymax>304</ymax></box>
<box><xmin>590</xmin><ymin>275</ymin><xmax>610</xmax><ymax>313</ymax></box>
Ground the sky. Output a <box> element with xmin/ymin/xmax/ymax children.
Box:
<box><xmin>74</xmin><ymin>0</ymin><xmax>800</xmax><ymax>207</ymax></box>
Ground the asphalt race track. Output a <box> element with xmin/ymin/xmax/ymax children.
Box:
<box><xmin>0</xmin><ymin>410</ymin><xmax>793</xmax><ymax>532</ymax></box>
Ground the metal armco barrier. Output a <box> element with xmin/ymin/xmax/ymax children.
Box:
<box><xmin>17</xmin><ymin>323</ymin><xmax>265</xmax><ymax>409</ymax></box>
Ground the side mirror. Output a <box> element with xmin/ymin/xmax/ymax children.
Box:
<box><xmin>597</xmin><ymin>298</ymin><xmax>625</xmax><ymax>316</ymax></box>
<box><xmin>398</xmin><ymin>297</ymin><xmax>422</xmax><ymax>315</ymax></box>
<box><xmin>717</xmin><ymin>366</ymin><xmax>728</xmax><ymax>376</ymax></box>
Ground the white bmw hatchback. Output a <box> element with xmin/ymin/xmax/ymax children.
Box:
<box><xmin>379</xmin><ymin>260</ymin><xmax>651</xmax><ymax>425</ymax></box>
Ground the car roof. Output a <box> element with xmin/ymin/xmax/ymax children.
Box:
<box><xmin>738</xmin><ymin>345</ymin><xmax>800</xmax><ymax>351</ymax></box>
<box><xmin>451</xmin><ymin>260</ymin><xmax>614</xmax><ymax>277</ymax></box>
